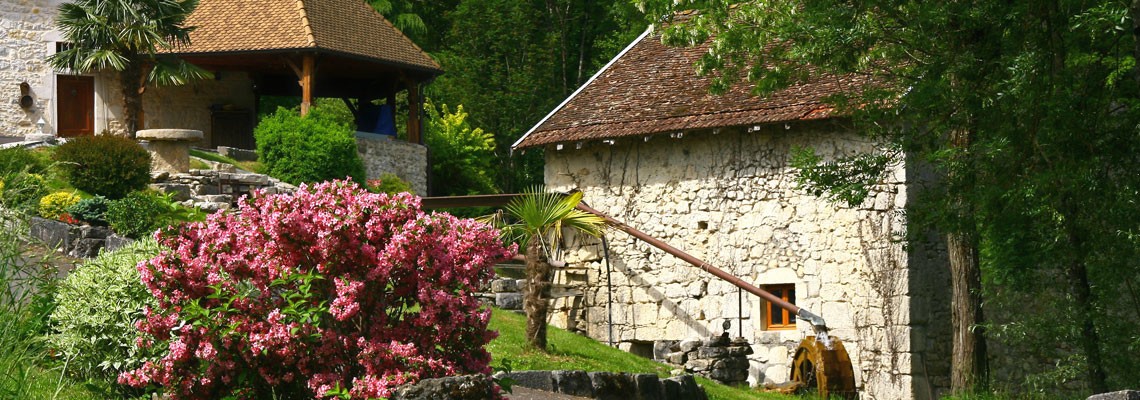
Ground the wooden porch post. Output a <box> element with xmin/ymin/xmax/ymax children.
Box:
<box><xmin>300</xmin><ymin>54</ymin><xmax>315</xmax><ymax>116</ymax></box>
<box><xmin>406</xmin><ymin>79</ymin><xmax>421</xmax><ymax>144</ymax></box>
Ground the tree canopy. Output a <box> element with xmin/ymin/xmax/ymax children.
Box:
<box><xmin>634</xmin><ymin>0</ymin><xmax>1140</xmax><ymax>394</ymax></box>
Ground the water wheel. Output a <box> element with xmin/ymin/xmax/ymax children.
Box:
<box><xmin>790</xmin><ymin>336</ymin><xmax>857</xmax><ymax>399</ymax></box>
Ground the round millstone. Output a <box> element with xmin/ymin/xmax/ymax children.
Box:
<box><xmin>136</xmin><ymin>129</ymin><xmax>203</xmax><ymax>141</ymax></box>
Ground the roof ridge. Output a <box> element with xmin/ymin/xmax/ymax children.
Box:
<box><xmin>295</xmin><ymin>0</ymin><xmax>316</xmax><ymax>47</ymax></box>
<box><xmin>359</xmin><ymin>0</ymin><xmax>441</xmax><ymax>71</ymax></box>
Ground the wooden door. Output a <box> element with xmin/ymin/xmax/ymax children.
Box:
<box><xmin>56</xmin><ymin>75</ymin><xmax>94</xmax><ymax>137</ymax></box>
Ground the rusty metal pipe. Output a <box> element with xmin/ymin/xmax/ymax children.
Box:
<box><xmin>577</xmin><ymin>204</ymin><xmax>792</xmax><ymax>311</ymax></box>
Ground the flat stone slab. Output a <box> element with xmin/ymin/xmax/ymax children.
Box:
<box><xmin>137</xmin><ymin>129</ymin><xmax>203</xmax><ymax>141</ymax></box>
<box><xmin>1089</xmin><ymin>391</ymin><xmax>1140</xmax><ymax>400</ymax></box>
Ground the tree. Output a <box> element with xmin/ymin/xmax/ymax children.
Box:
<box><xmin>635</xmin><ymin>0</ymin><xmax>1140</xmax><ymax>394</ymax></box>
<box><xmin>423</xmin><ymin>101</ymin><xmax>498</xmax><ymax>196</ymax></box>
<box><xmin>430</xmin><ymin>0</ymin><xmax>645</xmax><ymax>192</ymax></box>
<box><xmin>501</xmin><ymin>189</ymin><xmax>605</xmax><ymax>350</ymax></box>
<box><xmin>49</xmin><ymin>0</ymin><xmax>211</xmax><ymax>137</ymax></box>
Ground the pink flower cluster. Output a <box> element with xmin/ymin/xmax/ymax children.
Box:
<box><xmin>119</xmin><ymin>180</ymin><xmax>515</xmax><ymax>399</ymax></box>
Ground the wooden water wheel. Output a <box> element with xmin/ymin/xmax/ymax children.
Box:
<box><xmin>790</xmin><ymin>336</ymin><xmax>857</xmax><ymax>399</ymax></box>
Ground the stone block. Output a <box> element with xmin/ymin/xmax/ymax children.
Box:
<box><xmin>235</xmin><ymin>173</ymin><xmax>269</xmax><ymax>185</ymax></box>
<box><xmin>654</xmin><ymin>340</ymin><xmax>678</xmax><ymax>360</ymax></box>
<box><xmin>709</xmin><ymin>367</ymin><xmax>748</xmax><ymax>382</ymax></box>
<box><xmin>151</xmin><ymin>183</ymin><xmax>192</xmax><ymax>201</ymax></box>
<box><xmin>666</xmin><ymin>351</ymin><xmax>687</xmax><ymax>365</ymax></box>
<box><xmin>217</xmin><ymin>146</ymin><xmax>258</xmax><ymax>161</ymax></box>
<box><xmin>69</xmin><ymin>238</ymin><xmax>104</xmax><ymax>259</ymax></box>
<box><xmin>105</xmin><ymin>235</ymin><xmax>134</xmax><ymax>253</ymax></box>
<box><xmin>388</xmin><ymin>374</ymin><xmax>495</xmax><ymax>400</ymax></box>
<box><xmin>702</xmin><ymin>333</ymin><xmax>729</xmax><ymax>347</ymax></box>
<box><xmin>552</xmin><ymin>370</ymin><xmax>594</xmax><ymax>398</ymax></box>
<box><xmin>491</xmin><ymin>278</ymin><xmax>518</xmax><ymax>293</ymax></box>
<box><xmin>662</xmin><ymin>375</ymin><xmax>705</xmax><ymax>400</ymax></box>
<box><xmin>1088</xmin><ymin>391</ymin><xmax>1140</xmax><ymax>400</ymax></box>
<box><xmin>496</xmin><ymin>293</ymin><xmax>522</xmax><ymax>310</ymax></box>
<box><xmin>697</xmin><ymin>346</ymin><xmax>727</xmax><ymax>359</ymax></box>
<box><xmin>28</xmin><ymin>217</ymin><xmax>72</xmax><ymax>251</ymax></box>
<box><xmin>634</xmin><ymin>374</ymin><xmax>664</xmax><ymax>400</ymax></box>
<box><xmin>504</xmin><ymin>370</ymin><xmax>554</xmax><ymax>392</ymax></box>
<box><xmin>727</xmin><ymin>345</ymin><xmax>753</xmax><ymax>356</ymax></box>
<box><xmin>685</xmin><ymin>359</ymin><xmax>712</xmax><ymax>372</ymax></box>
<box><xmin>588</xmin><ymin>372</ymin><xmax>637</xmax><ymax>400</ymax></box>
<box><xmin>678</xmin><ymin>339</ymin><xmax>702</xmax><ymax>353</ymax></box>
<box><xmin>198</xmin><ymin>195</ymin><xmax>233</xmax><ymax>203</ymax></box>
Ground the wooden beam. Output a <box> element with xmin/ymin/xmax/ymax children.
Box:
<box><xmin>406</xmin><ymin>79</ymin><xmax>421</xmax><ymax>143</ymax></box>
<box><xmin>300</xmin><ymin>54</ymin><xmax>315</xmax><ymax>117</ymax></box>
<box><xmin>281</xmin><ymin>56</ymin><xmax>303</xmax><ymax>79</ymax></box>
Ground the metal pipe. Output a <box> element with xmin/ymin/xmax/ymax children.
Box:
<box><xmin>602</xmin><ymin>235</ymin><xmax>615</xmax><ymax>347</ymax></box>
<box><xmin>574</xmin><ymin>203</ymin><xmax>829</xmax><ymax>332</ymax></box>
<box><xmin>420</xmin><ymin>193</ymin><xmax>830</xmax><ymax>331</ymax></box>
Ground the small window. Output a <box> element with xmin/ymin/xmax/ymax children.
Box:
<box><xmin>56</xmin><ymin>42</ymin><xmax>74</xmax><ymax>53</ymax></box>
<box><xmin>764</xmin><ymin>284</ymin><xmax>796</xmax><ymax>330</ymax></box>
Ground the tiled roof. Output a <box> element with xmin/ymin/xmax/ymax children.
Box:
<box><xmin>513</xmin><ymin>30</ymin><xmax>867</xmax><ymax>149</ymax></box>
<box><xmin>167</xmin><ymin>0</ymin><xmax>441</xmax><ymax>73</ymax></box>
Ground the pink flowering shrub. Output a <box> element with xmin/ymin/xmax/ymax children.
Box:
<box><xmin>119</xmin><ymin>180</ymin><xmax>515</xmax><ymax>399</ymax></box>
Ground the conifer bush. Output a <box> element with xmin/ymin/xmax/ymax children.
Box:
<box><xmin>119</xmin><ymin>180</ymin><xmax>514</xmax><ymax>399</ymax></box>
<box><xmin>53</xmin><ymin>135</ymin><xmax>151</xmax><ymax>199</ymax></box>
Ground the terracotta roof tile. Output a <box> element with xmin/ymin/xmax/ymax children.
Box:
<box><xmin>167</xmin><ymin>0</ymin><xmax>441</xmax><ymax>73</ymax></box>
<box><xmin>514</xmin><ymin>31</ymin><xmax>866</xmax><ymax>149</ymax></box>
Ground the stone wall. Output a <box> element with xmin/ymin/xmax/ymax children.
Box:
<box><xmin>142</xmin><ymin>71</ymin><xmax>255</xmax><ymax>146</ymax></box>
<box><xmin>543</xmin><ymin>121</ymin><xmax>952</xmax><ymax>399</ymax></box>
<box><xmin>0</xmin><ymin>0</ymin><xmax>65</xmax><ymax>138</ymax></box>
<box><xmin>356</xmin><ymin>132</ymin><xmax>428</xmax><ymax>195</ymax></box>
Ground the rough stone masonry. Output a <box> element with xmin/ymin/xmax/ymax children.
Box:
<box><xmin>542</xmin><ymin>121</ymin><xmax>953</xmax><ymax>400</ymax></box>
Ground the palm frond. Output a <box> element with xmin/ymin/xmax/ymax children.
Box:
<box><xmin>149</xmin><ymin>57</ymin><xmax>213</xmax><ymax>86</ymax></box>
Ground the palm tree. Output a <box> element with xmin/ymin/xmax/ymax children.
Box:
<box><xmin>500</xmin><ymin>188</ymin><xmax>606</xmax><ymax>351</ymax></box>
<box><xmin>48</xmin><ymin>0</ymin><xmax>212</xmax><ymax>137</ymax></box>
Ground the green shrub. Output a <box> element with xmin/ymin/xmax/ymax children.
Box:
<box><xmin>254</xmin><ymin>107</ymin><xmax>365</xmax><ymax>185</ymax></box>
<box><xmin>0</xmin><ymin>172</ymin><xmax>49</xmax><ymax>213</ymax></box>
<box><xmin>53</xmin><ymin>136</ymin><xmax>151</xmax><ymax>199</ymax></box>
<box><xmin>48</xmin><ymin>239</ymin><xmax>165</xmax><ymax>383</ymax></box>
<box><xmin>67</xmin><ymin>196</ymin><xmax>110</xmax><ymax>226</ymax></box>
<box><xmin>368</xmin><ymin>173</ymin><xmax>414</xmax><ymax>195</ymax></box>
<box><xmin>106</xmin><ymin>191</ymin><xmax>169</xmax><ymax>239</ymax></box>
<box><xmin>0</xmin><ymin>147</ymin><xmax>49</xmax><ymax>177</ymax></box>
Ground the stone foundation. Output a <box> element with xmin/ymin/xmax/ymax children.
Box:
<box><xmin>664</xmin><ymin>333</ymin><xmax>753</xmax><ymax>385</ymax></box>
<box><xmin>150</xmin><ymin>168</ymin><xmax>297</xmax><ymax>212</ymax></box>
<box><xmin>355</xmin><ymin>133</ymin><xmax>427</xmax><ymax>195</ymax></box>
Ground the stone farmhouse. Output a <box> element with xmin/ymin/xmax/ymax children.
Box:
<box><xmin>514</xmin><ymin>30</ymin><xmax>953</xmax><ymax>399</ymax></box>
<box><xmin>0</xmin><ymin>0</ymin><xmax>435</xmax><ymax>193</ymax></box>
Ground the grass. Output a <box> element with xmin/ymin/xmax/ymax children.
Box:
<box><xmin>189</xmin><ymin>149</ymin><xmax>264</xmax><ymax>174</ymax></box>
<box><xmin>0</xmin><ymin>216</ymin><xmax>108</xmax><ymax>399</ymax></box>
<box><xmin>486</xmin><ymin>308</ymin><xmax>796</xmax><ymax>400</ymax></box>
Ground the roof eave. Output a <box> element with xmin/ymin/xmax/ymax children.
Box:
<box><xmin>161</xmin><ymin>47</ymin><xmax>444</xmax><ymax>76</ymax></box>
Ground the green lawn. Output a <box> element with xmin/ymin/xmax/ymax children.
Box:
<box><xmin>486</xmin><ymin>308</ymin><xmax>796</xmax><ymax>400</ymax></box>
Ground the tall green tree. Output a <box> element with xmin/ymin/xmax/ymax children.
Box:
<box><xmin>636</xmin><ymin>0</ymin><xmax>1140</xmax><ymax>395</ymax></box>
<box><xmin>429</xmin><ymin>0</ymin><xmax>645</xmax><ymax>192</ymax></box>
<box><xmin>49</xmin><ymin>0</ymin><xmax>211</xmax><ymax>137</ymax></box>
<box><xmin>423</xmin><ymin>101</ymin><xmax>498</xmax><ymax>196</ymax></box>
